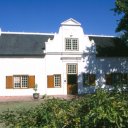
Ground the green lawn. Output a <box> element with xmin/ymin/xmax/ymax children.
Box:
<box><xmin>0</xmin><ymin>100</ymin><xmax>45</xmax><ymax>128</ymax></box>
<box><xmin>0</xmin><ymin>100</ymin><xmax>44</xmax><ymax>114</ymax></box>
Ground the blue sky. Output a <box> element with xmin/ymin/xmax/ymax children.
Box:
<box><xmin>0</xmin><ymin>0</ymin><xmax>119</xmax><ymax>36</ymax></box>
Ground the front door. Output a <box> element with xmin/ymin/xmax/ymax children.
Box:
<box><xmin>67</xmin><ymin>64</ymin><xmax>78</xmax><ymax>94</ymax></box>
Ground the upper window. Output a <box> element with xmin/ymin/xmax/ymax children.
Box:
<box><xmin>14</xmin><ymin>75</ymin><xmax>28</xmax><ymax>88</ymax></box>
<box><xmin>65</xmin><ymin>38</ymin><xmax>79</xmax><ymax>51</ymax></box>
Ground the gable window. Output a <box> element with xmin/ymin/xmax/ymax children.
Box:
<box><xmin>47</xmin><ymin>74</ymin><xmax>61</xmax><ymax>88</ymax></box>
<box><xmin>6</xmin><ymin>75</ymin><xmax>35</xmax><ymax>89</ymax></box>
<box><xmin>14</xmin><ymin>75</ymin><xmax>28</xmax><ymax>88</ymax></box>
<box><xmin>105</xmin><ymin>73</ymin><xmax>128</xmax><ymax>85</ymax></box>
<box><xmin>83</xmin><ymin>73</ymin><xmax>96</xmax><ymax>86</ymax></box>
<box><xmin>65</xmin><ymin>38</ymin><xmax>79</xmax><ymax>51</ymax></box>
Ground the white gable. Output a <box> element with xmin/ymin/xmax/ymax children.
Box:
<box><xmin>61</xmin><ymin>18</ymin><xmax>81</xmax><ymax>26</ymax></box>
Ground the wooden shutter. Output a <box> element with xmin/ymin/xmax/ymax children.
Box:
<box><xmin>47</xmin><ymin>75</ymin><xmax>54</xmax><ymax>88</ymax></box>
<box><xmin>6</xmin><ymin>76</ymin><xmax>13</xmax><ymax>89</ymax></box>
<box><xmin>29</xmin><ymin>75</ymin><xmax>35</xmax><ymax>88</ymax></box>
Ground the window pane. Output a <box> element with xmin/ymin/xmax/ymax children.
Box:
<box><xmin>122</xmin><ymin>74</ymin><xmax>128</xmax><ymax>84</ymax></box>
<box><xmin>21</xmin><ymin>76</ymin><xmax>28</xmax><ymax>88</ymax></box>
<box><xmin>54</xmin><ymin>75</ymin><xmax>61</xmax><ymax>87</ymax></box>
<box><xmin>14</xmin><ymin>76</ymin><xmax>21</xmax><ymax>88</ymax></box>
<box><xmin>83</xmin><ymin>73</ymin><xmax>89</xmax><ymax>86</ymax></box>
<box><xmin>112</xmin><ymin>73</ymin><xmax>121</xmax><ymax>85</ymax></box>
<box><xmin>72</xmin><ymin>39</ymin><xmax>78</xmax><ymax>50</ymax></box>
<box><xmin>105</xmin><ymin>74</ymin><xmax>112</xmax><ymax>85</ymax></box>
<box><xmin>65</xmin><ymin>38</ymin><xmax>78</xmax><ymax>51</ymax></box>
<box><xmin>89</xmin><ymin>74</ymin><xmax>96</xmax><ymax>85</ymax></box>
<box><xmin>68</xmin><ymin>64</ymin><xmax>77</xmax><ymax>74</ymax></box>
<box><xmin>65</xmin><ymin>39</ymin><xmax>71</xmax><ymax>50</ymax></box>
<box><xmin>83</xmin><ymin>73</ymin><xmax>95</xmax><ymax>86</ymax></box>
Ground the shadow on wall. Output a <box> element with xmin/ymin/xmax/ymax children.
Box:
<box><xmin>78</xmin><ymin>41</ymin><xmax>128</xmax><ymax>94</ymax></box>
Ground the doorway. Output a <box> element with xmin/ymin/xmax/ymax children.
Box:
<box><xmin>67</xmin><ymin>64</ymin><xmax>78</xmax><ymax>94</ymax></box>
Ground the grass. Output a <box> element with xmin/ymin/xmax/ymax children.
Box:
<box><xmin>0</xmin><ymin>100</ymin><xmax>45</xmax><ymax>114</ymax></box>
<box><xmin>0</xmin><ymin>99</ymin><xmax>45</xmax><ymax>128</ymax></box>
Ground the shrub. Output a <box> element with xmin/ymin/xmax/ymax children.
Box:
<box><xmin>0</xmin><ymin>89</ymin><xmax>128</xmax><ymax>128</ymax></box>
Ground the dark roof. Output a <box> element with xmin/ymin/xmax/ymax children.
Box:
<box><xmin>0</xmin><ymin>33</ymin><xmax>54</xmax><ymax>56</ymax></box>
<box><xmin>89</xmin><ymin>36</ymin><xmax>128</xmax><ymax>57</ymax></box>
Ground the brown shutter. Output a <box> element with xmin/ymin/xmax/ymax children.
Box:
<box><xmin>47</xmin><ymin>75</ymin><xmax>54</xmax><ymax>88</ymax></box>
<box><xmin>6</xmin><ymin>76</ymin><xmax>13</xmax><ymax>89</ymax></box>
<box><xmin>29</xmin><ymin>75</ymin><xmax>35</xmax><ymax>88</ymax></box>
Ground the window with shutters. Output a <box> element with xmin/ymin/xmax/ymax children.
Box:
<box><xmin>105</xmin><ymin>73</ymin><xmax>128</xmax><ymax>85</ymax></box>
<box><xmin>6</xmin><ymin>75</ymin><xmax>35</xmax><ymax>89</ymax></box>
<box><xmin>47</xmin><ymin>74</ymin><xmax>61</xmax><ymax>88</ymax></box>
<box><xmin>65</xmin><ymin>38</ymin><xmax>79</xmax><ymax>51</ymax></box>
<box><xmin>14</xmin><ymin>75</ymin><xmax>28</xmax><ymax>88</ymax></box>
<box><xmin>83</xmin><ymin>73</ymin><xmax>96</xmax><ymax>86</ymax></box>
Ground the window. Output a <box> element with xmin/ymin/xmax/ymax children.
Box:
<box><xmin>67</xmin><ymin>64</ymin><xmax>77</xmax><ymax>74</ymax></box>
<box><xmin>47</xmin><ymin>74</ymin><xmax>61</xmax><ymax>88</ymax></box>
<box><xmin>6</xmin><ymin>75</ymin><xmax>35</xmax><ymax>89</ymax></box>
<box><xmin>65</xmin><ymin>38</ymin><xmax>78</xmax><ymax>51</ymax></box>
<box><xmin>14</xmin><ymin>75</ymin><xmax>28</xmax><ymax>88</ymax></box>
<box><xmin>105</xmin><ymin>73</ymin><xmax>128</xmax><ymax>85</ymax></box>
<box><xmin>83</xmin><ymin>73</ymin><xmax>96</xmax><ymax>86</ymax></box>
<box><xmin>54</xmin><ymin>75</ymin><xmax>61</xmax><ymax>87</ymax></box>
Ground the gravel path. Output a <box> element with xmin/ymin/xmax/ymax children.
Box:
<box><xmin>0</xmin><ymin>95</ymin><xmax>77</xmax><ymax>102</ymax></box>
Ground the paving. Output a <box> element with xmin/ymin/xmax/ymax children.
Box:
<box><xmin>0</xmin><ymin>95</ymin><xmax>77</xmax><ymax>102</ymax></box>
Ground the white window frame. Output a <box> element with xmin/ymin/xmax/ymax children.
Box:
<box><xmin>65</xmin><ymin>38</ymin><xmax>79</xmax><ymax>51</ymax></box>
<box><xmin>67</xmin><ymin>64</ymin><xmax>77</xmax><ymax>74</ymax></box>
<box><xmin>54</xmin><ymin>74</ymin><xmax>61</xmax><ymax>88</ymax></box>
<box><xmin>14</xmin><ymin>75</ymin><xmax>28</xmax><ymax>88</ymax></box>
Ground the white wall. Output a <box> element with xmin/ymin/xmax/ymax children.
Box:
<box><xmin>78</xmin><ymin>55</ymin><xmax>128</xmax><ymax>94</ymax></box>
<box><xmin>45</xmin><ymin>19</ymin><xmax>90</xmax><ymax>95</ymax></box>
<box><xmin>0</xmin><ymin>57</ymin><xmax>45</xmax><ymax>96</ymax></box>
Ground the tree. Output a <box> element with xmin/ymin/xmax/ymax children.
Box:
<box><xmin>113</xmin><ymin>0</ymin><xmax>128</xmax><ymax>44</ymax></box>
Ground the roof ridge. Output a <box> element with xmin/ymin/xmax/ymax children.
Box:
<box><xmin>1</xmin><ymin>31</ymin><xmax>55</xmax><ymax>35</ymax></box>
<box><xmin>87</xmin><ymin>34</ymin><xmax>115</xmax><ymax>37</ymax></box>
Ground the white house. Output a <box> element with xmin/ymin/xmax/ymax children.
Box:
<box><xmin>0</xmin><ymin>18</ymin><xmax>128</xmax><ymax>96</ymax></box>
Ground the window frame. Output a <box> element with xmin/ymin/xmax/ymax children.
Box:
<box><xmin>83</xmin><ymin>73</ymin><xmax>96</xmax><ymax>86</ymax></box>
<box><xmin>13</xmin><ymin>75</ymin><xmax>29</xmax><ymax>89</ymax></box>
<box><xmin>105</xmin><ymin>73</ymin><xmax>128</xmax><ymax>86</ymax></box>
<box><xmin>54</xmin><ymin>74</ymin><xmax>61</xmax><ymax>88</ymax></box>
<box><xmin>47</xmin><ymin>74</ymin><xmax>61</xmax><ymax>88</ymax></box>
<box><xmin>67</xmin><ymin>63</ymin><xmax>78</xmax><ymax>74</ymax></box>
<box><xmin>65</xmin><ymin>38</ymin><xmax>79</xmax><ymax>51</ymax></box>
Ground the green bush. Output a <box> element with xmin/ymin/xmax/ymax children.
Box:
<box><xmin>0</xmin><ymin>89</ymin><xmax>128</xmax><ymax>128</ymax></box>
<box><xmin>81</xmin><ymin>89</ymin><xmax>128</xmax><ymax>128</ymax></box>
